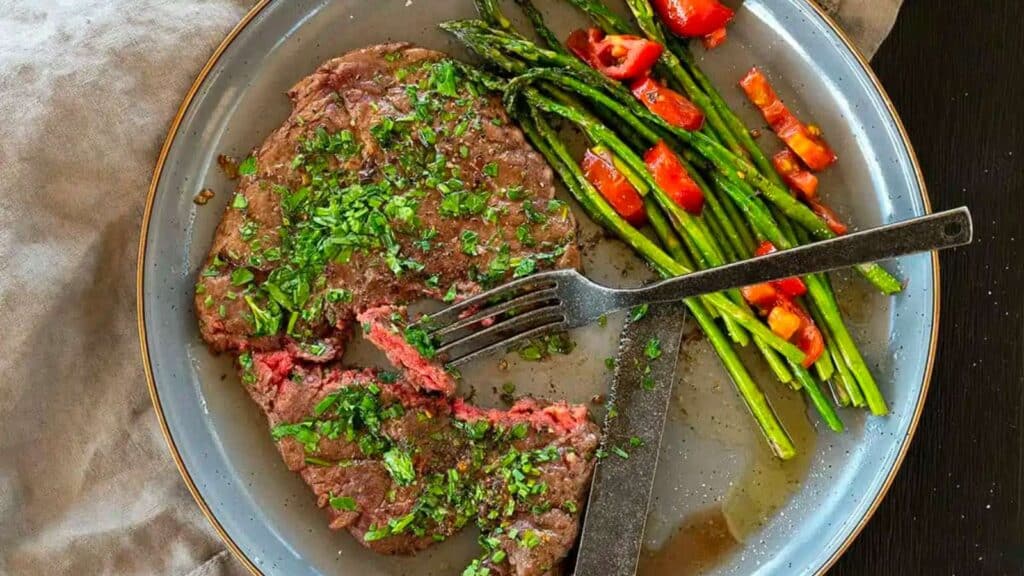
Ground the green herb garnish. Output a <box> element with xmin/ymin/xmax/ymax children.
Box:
<box><xmin>630</xmin><ymin>304</ymin><xmax>650</xmax><ymax>322</ymax></box>
<box><xmin>237</xmin><ymin>156</ymin><xmax>257</xmax><ymax>176</ymax></box>
<box><xmin>329</xmin><ymin>494</ymin><xmax>358</xmax><ymax>511</ymax></box>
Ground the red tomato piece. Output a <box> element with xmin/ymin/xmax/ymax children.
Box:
<box><xmin>652</xmin><ymin>0</ymin><xmax>735</xmax><ymax>38</ymax></box>
<box><xmin>807</xmin><ymin>199</ymin><xmax>849</xmax><ymax>235</ymax></box>
<box><xmin>643</xmin><ymin>140</ymin><xmax>705</xmax><ymax>214</ymax></box>
<box><xmin>795</xmin><ymin>322</ymin><xmax>825</xmax><ymax>367</ymax></box>
<box><xmin>772</xmin><ymin>149</ymin><xmax>819</xmax><ymax>200</ymax></box>
<box><xmin>742</xmin><ymin>272</ymin><xmax>822</xmax><ymax>366</ymax></box>
<box><xmin>767</xmin><ymin>306</ymin><xmax>802</xmax><ymax>340</ymax></box>
<box><xmin>741</xmin><ymin>282</ymin><xmax>779</xmax><ymax>311</ymax></box>
<box><xmin>702</xmin><ymin>26</ymin><xmax>728</xmax><ymax>49</ymax></box>
<box><xmin>630</xmin><ymin>76</ymin><xmax>705</xmax><ymax>131</ymax></box>
<box><xmin>739</xmin><ymin>68</ymin><xmax>837</xmax><ymax>171</ymax></box>
<box><xmin>567</xmin><ymin>28</ymin><xmax>663</xmax><ymax>80</ymax></box>
<box><xmin>774</xmin><ymin>298</ymin><xmax>824</xmax><ymax>367</ymax></box>
<box><xmin>581</xmin><ymin>148</ymin><xmax>647</xmax><ymax>226</ymax></box>
<box><xmin>753</xmin><ymin>241</ymin><xmax>808</xmax><ymax>297</ymax></box>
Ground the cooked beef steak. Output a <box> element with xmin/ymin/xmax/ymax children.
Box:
<box><xmin>196</xmin><ymin>43</ymin><xmax>596</xmax><ymax>575</ymax></box>
<box><xmin>195</xmin><ymin>43</ymin><xmax>578</xmax><ymax>357</ymax></box>
<box><xmin>243</xmin><ymin>350</ymin><xmax>599</xmax><ymax>572</ymax></box>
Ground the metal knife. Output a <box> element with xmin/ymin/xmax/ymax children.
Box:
<box><xmin>574</xmin><ymin>300</ymin><xmax>690</xmax><ymax>576</ymax></box>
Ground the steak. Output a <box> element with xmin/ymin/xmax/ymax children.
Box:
<box><xmin>195</xmin><ymin>43</ymin><xmax>578</xmax><ymax>357</ymax></box>
<box><xmin>242</xmin><ymin>350</ymin><xmax>599</xmax><ymax>573</ymax></box>
<box><xmin>195</xmin><ymin>43</ymin><xmax>597</xmax><ymax>575</ymax></box>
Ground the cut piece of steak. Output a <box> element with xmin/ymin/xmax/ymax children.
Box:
<box><xmin>195</xmin><ymin>43</ymin><xmax>579</xmax><ymax>356</ymax></box>
<box><xmin>241</xmin><ymin>350</ymin><xmax>599</xmax><ymax>572</ymax></box>
<box><xmin>356</xmin><ymin>304</ymin><xmax>456</xmax><ymax>396</ymax></box>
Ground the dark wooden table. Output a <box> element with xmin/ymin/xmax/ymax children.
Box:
<box><xmin>832</xmin><ymin>0</ymin><xmax>1024</xmax><ymax>574</ymax></box>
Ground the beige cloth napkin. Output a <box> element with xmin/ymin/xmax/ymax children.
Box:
<box><xmin>0</xmin><ymin>1</ymin><xmax>901</xmax><ymax>574</ymax></box>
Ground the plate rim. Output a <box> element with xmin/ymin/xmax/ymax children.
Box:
<box><xmin>135</xmin><ymin>1</ymin><xmax>940</xmax><ymax>574</ymax></box>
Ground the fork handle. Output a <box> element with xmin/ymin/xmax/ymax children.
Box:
<box><xmin>616</xmin><ymin>207</ymin><xmax>972</xmax><ymax>307</ymax></box>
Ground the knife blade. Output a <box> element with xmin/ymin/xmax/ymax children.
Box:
<box><xmin>574</xmin><ymin>300</ymin><xmax>690</xmax><ymax>576</ymax></box>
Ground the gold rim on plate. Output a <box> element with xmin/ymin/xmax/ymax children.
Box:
<box><xmin>136</xmin><ymin>2</ymin><xmax>940</xmax><ymax>574</ymax></box>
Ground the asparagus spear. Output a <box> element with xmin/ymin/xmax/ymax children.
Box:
<box><xmin>513</xmin><ymin>0</ymin><xmax>565</xmax><ymax>52</ymax></box>
<box><xmin>566</xmin><ymin>0</ymin><xmax>636</xmax><ymax>34</ymax></box>
<box><xmin>521</xmin><ymin>108</ymin><xmax>797</xmax><ymax>459</ymax></box>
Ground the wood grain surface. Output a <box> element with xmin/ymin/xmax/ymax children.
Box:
<box><xmin>832</xmin><ymin>0</ymin><xmax>1024</xmax><ymax>574</ymax></box>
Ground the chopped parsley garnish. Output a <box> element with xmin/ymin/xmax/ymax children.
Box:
<box><xmin>237</xmin><ymin>156</ymin><xmax>257</xmax><ymax>176</ymax></box>
<box><xmin>505</xmin><ymin>186</ymin><xmax>526</xmax><ymax>201</ymax></box>
<box><xmin>230</xmin><ymin>267</ymin><xmax>254</xmax><ymax>286</ymax></box>
<box><xmin>462</xmin><ymin>560</ymin><xmax>491</xmax><ymax>576</ymax></box>
<box><xmin>630</xmin><ymin>304</ymin><xmax>650</xmax><ymax>322</ymax></box>
<box><xmin>644</xmin><ymin>337</ymin><xmax>662</xmax><ymax>360</ymax></box>
<box><xmin>429</xmin><ymin>60</ymin><xmax>459</xmax><ymax>98</ymax></box>
<box><xmin>512</xmin><ymin>257</ymin><xmax>536</xmax><ymax>278</ymax></box>
<box><xmin>326</xmin><ymin>288</ymin><xmax>353</xmax><ymax>303</ymax></box>
<box><xmin>403</xmin><ymin>324</ymin><xmax>437</xmax><ymax>359</ymax></box>
<box><xmin>519</xmin><ymin>529</ymin><xmax>541</xmax><ymax>549</ymax></box>
<box><xmin>483</xmin><ymin>162</ymin><xmax>499</xmax><ymax>178</ymax></box>
<box><xmin>460</xmin><ymin>230</ymin><xmax>480</xmax><ymax>255</ymax></box>
<box><xmin>611</xmin><ymin>446</ymin><xmax>630</xmax><ymax>459</ymax></box>
<box><xmin>382</xmin><ymin>448</ymin><xmax>416</xmax><ymax>486</ymax></box>
<box><xmin>641</xmin><ymin>364</ymin><xmax>655</xmax><ymax>391</ymax></box>
<box><xmin>232</xmin><ymin>193</ymin><xmax>248</xmax><ymax>209</ymax></box>
<box><xmin>443</xmin><ymin>283</ymin><xmax>458</xmax><ymax>303</ymax></box>
<box><xmin>516</xmin><ymin>333</ymin><xmax>575</xmax><ymax>361</ymax></box>
<box><xmin>329</xmin><ymin>494</ymin><xmax>358</xmax><ymax>511</ymax></box>
<box><xmin>244</xmin><ymin>295</ymin><xmax>281</xmax><ymax>336</ymax></box>
<box><xmin>604</xmin><ymin>357</ymin><xmax>615</xmax><ymax>370</ymax></box>
<box><xmin>515</xmin><ymin>225</ymin><xmax>534</xmax><ymax>247</ymax></box>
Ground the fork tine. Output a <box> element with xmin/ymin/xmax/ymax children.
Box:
<box><xmin>435</xmin><ymin>304</ymin><xmax>565</xmax><ymax>355</ymax></box>
<box><xmin>432</xmin><ymin>287</ymin><xmax>560</xmax><ymax>342</ymax></box>
<box><xmin>444</xmin><ymin>315</ymin><xmax>569</xmax><ymax>368</ymax></box>
<box><xmin>421</xmin><ymin>270</ymin><xmax>563</xmax><ymax>330</ymax></box>
<box><xmin>438</xmin><ymin>303</ymin><xmax>565</xmax><ymax>356</ymax></box>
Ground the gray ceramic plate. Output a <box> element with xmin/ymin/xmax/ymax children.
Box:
<box><xmin>138</xmin><ymin>1</ymin><xmax>938</xmax><ymax>574</ymax></box>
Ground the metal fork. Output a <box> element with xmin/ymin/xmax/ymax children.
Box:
<box><xmin>420</xmin><ymin>207</ymin><xmax>972</xmax><ymax>367</ymax></box>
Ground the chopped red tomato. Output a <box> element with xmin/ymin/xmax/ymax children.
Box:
<box><xmin>630</xmin><ymin>76</ymin><xmax>705</xmax><ymax>131</ymax></box>
<box><xmin>807</xmin><ymin>199</ymin><xmax>848</xmax><ymax>235</ymax></box>
<box><xmin>643</xmin><ymin>140</ymin><xmax>704</xmax><ymax>214</ymax></box>
<box><xmin>754</xmin><ymin>241</ymin><xmax>807</xmax><ymax>297</ymax></box>
<box><xmin>795</xmin><ymin>322</ymin><xmax>825</xmax><ymax>367</ymax></box>
<box><xmin>582</xmin><ymin>147</ymin><xmax>647</xmax><ymax>225</ymax></box>
<box><xmin>767</xmin><ymin>306</ymin><xmax>801</xmax><ymax>340</ymax></box>
<box><xmin>739</xmin><ymin>68</ymin><xmax>837</xmax><ymax>171</ymax></box>
<box><xmin>652</xmin><ymin>0</ymin><xmax>735</xmax><ymax>39</ymax></box>
<box><xmin>702</xmin><ymin>26</ymin><xmax>728</xmax><ymax>49</ymax></box>
<box><xmin>772</xmin><ymin>149</ymin><xmax>819</xmax><ymax>200</ymax></box>
<box><xmin>567</xmin><ymin>28</ymin><xmax>663</xmax><ymax>80</ymax></box>
<box><xmin>742</xmin><ymin>279</ymin><xmax>823</xmax><ymax>367</ymax></box>
<box><xmin>741</xmin><ymin>282</ymin><xmax>777</xmax><ymax>309</ymax></box>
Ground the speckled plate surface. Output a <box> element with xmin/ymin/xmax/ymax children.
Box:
<box><xmin>138</xmin><ymin>1</ymin><xmax>938</xmax><ymax>574</ymax></box>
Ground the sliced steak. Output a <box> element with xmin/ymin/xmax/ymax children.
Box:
<box><xmin>195</xmin><ymin>43</ymin><xmax>578</xmax><ymax>356</ymax></box>
<box><xmin>356</xmin><ymin>304</ymin><xmax>456</xmax><ymax>395</ymax></box>
<box><xmin>242</xmin><ymin>350</ymin><xmax>599</xmax><ymax>571</ymax></box>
